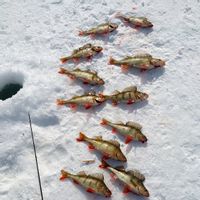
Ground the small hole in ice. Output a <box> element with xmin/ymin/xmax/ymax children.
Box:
<box><xmin>0</xmin><ymin>71</ymin><xmax>24</xmax><ymax>101</ymax></box>
<box><xmin>0</xmin><ymin>83</ymin><xmax>23</xmax><ymax>100</ymax></box>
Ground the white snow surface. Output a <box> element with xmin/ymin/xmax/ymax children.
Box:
<box><xmin>0</xmin><ymin>0</ymin><xmax>200</xmax><ymax>200</ymax></box>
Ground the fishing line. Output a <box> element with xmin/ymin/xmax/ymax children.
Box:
<box><xmin>28</xmin><ymin>112</ymin><xmax>44</xmax><ymax>200</ymax></box>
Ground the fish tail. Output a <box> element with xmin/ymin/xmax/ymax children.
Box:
<box><xmin>56</xmin><ymin>99</ymin><xmax>68</xmax><ymax>106</ymax></box>
<box><xmin>115</xmin><ymin>11</ymin><xmax>128</xmax><ymax>21</ymax></box>
<box><xmin>100</xmin><ymin>118</ymin><xmax>109</xmax><ymax>126</ymax></box>
<box><xmin>108</xmin><ymin>57</ymin><xmax>117</xmax><ymax>65</ymax></box>
<box><xmin>60</xmin><ymin>170</ymin><xmax>70</xmax><ymax>180</ymax></box>
<box><xmin>60</xmin><ymin>56</ymin><xmax>71</xmax><ymax>63</ymax></box>
<box><xmin>76</xmin><ymin>132</ymin><xmax>87</xmax><ymax>142</ymax></box>
<box><xmin>99</xmin><ymin>159</ymin><xmax>110</xmax><ymax>169</ymax></box>
<box><xmin>78</xmin><ymin>30</ymin><xmax>85</xmax><ymax>36</ymax></box>
<box><xmin>58</xmin><ymin>67</ymin><xmax>69</xmax><ymax>75</ymax></box>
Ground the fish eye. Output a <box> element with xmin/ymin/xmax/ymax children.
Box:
<box><xmin>93</xmin><ymin>46</ymin><xmax>102</xmax><ymax>52</ymax></box>
<box><xmin>95</xmin><ymin>99</ymin><xmax>101</xmax><ymax>103</ymax></box>
<box><xmin>95</xmin><ymin>98</ymin><xmax>103</xmax><ymax>103</ymax></box>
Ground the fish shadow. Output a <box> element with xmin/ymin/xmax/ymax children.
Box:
<box><xmin>82</xmin><ymin>147</ymin><xmax>128</xmax><ymax>168</ymax></box>
<box><xmin>32</xmin><ymin>114</ymin><xmax>60</xmax><ymax>127</ymax></box>
<box><xmin>123</xmin><ymin>22</ymin><xmax>153</xmax><ymax>35</ymax></box>
<box><xmin>66</xmin><ymin>179</ymin><xmax>108</xmax><ymax>200</ymax></box>
<box><xmin>92</xmin><ymin>52</ymin><xmax>104</xmax><ymax>61</ymax></box>
<box><xmin>140</xmin><ymin>67</ymin><xmax>165</xmax><ymax>84</ymax></box>
<box><xmin>60</xmin><ymin>101</ymin><xmax>107</xmax><ymax>115</ymax></box>
<box><xmin>107</xmin><ymin>100</ymin><xmax>148</xmax><ymax>113</ymax></box>
<box><xmin>60</xmin><ymin>52</ymin><xmax>104</xmax><ymax>66</ymax></box>
<box><xmin>69</xmin><ymin>79</ymin><xmax>105</xmax><ymax>92</ymax></box>
<box><xmin>112</xmin><ymin>179</ymin><xmax>150</xmax><ymax>200</ymax></box>
<box><xmin>108</xmin><ymin>179</ymin><xmax>148</xmax><ymax>200</ymax></box>
<box><xmin>125</xmin><ymin>141</ymin><xmax>148</xmax><ymax>154</ymax></box>
<box><xmin>125</xmin><ymin>67</ymin><xmax>165</xmax><ymax>84</ymax></box>
<box><xmin>89</xmin><ymin>30</ymin><xmax>119</xmax><ymax>43</ymax></box>
<box><xmin>137</xmin><ymin>27</ymin><xmax>153</xmax><ymax>36</ymax></box>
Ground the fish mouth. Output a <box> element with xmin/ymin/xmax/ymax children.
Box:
<box><xmin>142</xmin><ymin>93</ymin><xmax>149</xmax><ymax>100</ymax></box>
<box><xmin>120</xmin><ymin>155</ymin><xmax>127</xmax><ymax>162</ymax></box>
<box><xmin>155</xmin><ymin>62</ymin><xmax>165</xmax><ymax>67</ymax></box>
<box><xmin>141</xmin><ymin>136</ymin><xmax>147</xmax><ymax>143</ymax></box>
<box><xmin>105</xmin><ymin>191</ymin><xmax>112</xmax><ymax>198</ymax></box>
<box><xmin>98</xmin><ymin>79</ymin><xmax>105</xmax><ymax>85</ymax></box>
<box><xmin>152</xmin><ymin>59</ymin><xmax>165</xmax><ymax>67</ymax></box>
<box><xmin>138</xmin><ymin>186</ymin><xmax>150</xmax><ymax>197</ymax></box>
<box><xmin>142</xmin><ymin>190</ymin><xmax>150</xmax><ymax>197</ymax></box>
<box><xmin>147</xmin><ymin>23</ymin><xmax>153</xmax><ymax>28</ymax></box>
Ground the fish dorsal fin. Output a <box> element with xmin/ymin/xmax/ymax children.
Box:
<box><xmin>74</xmin><ymin>68</ymin><xmax>81</xmax><ymax>72</ymax></box>
<box><xmin>115</xmin><ymin>166</ymin><xmax>125</xmax><ymax>171</ymax></box>
<box><xmin>94</xmin><ymin>136</ymin><xmax>102</xmax><ymax>140</ymax></box>
<box><xmin>127</xmin><ymin>170</ymin><xmax>145</xmax><ymax>181</ymax></box>
<box><xmin>124</xmin><ymin>56</ymin><xmax>134</xmax><ymax>59</ymax></box>
<box><xmin>72</xmin><ymin>95</ymin><xmax>80</xmax><ymax>99</ymax></box>
<box><xmin>85</xmin><ymin>43</ymin><xmax>92</xmax><ymax>47</ymax></box>
<box><xmin>89</xmin><ymin>173</ymin><xmax>104</xmax><ymax>180</ymax></box>
<box><xmin>99</xmin><ymin>22</ymin><xmax>109</xmax><ymax>27</ymax></box>
<box><xmin>72</xmin><ymin>49</ymin><xmax>79</xmax><ymax>54</ymax></box>
<box><xmin>126</xmin><ymin>121</ymin><xmax>142</xmax><ymax>130</ymax></box>
<box><xmin>78</xmin><ymin>171</ymin><xmax>86</xmax><ymax>176</ymax></box>
<box><xmin>123</xmin><ymin>86</ymin><xmax>137</xmax><ymax>92</ymax></box>
<box><xmin>82</xmin><ymin>43</ymin><xmax>92</xmax><ymax>49</ymax></box>
<box><xmin>133</xmin><ymin>53</ymin><xmax>152</xmax><ymax>59</ymax></box>
<box><xmin>85</xmin><ymin>91</ymin><xmax>96</xmax><ymax>96</ymax></box>
<box><xmin>116</xmin><ymin>121</ymin><xmax>124</xmax><ymax>125</ymax></box>
<box><xmin>73</xmin><ymin>44</ymin><xmax>92</xmax><ymax>54</ymax></box>
<box><xmin>86</xmin><ymin>69</ymin><xmax>97</xmax><ymax>74</ymax></box>
<box><xmin>109</xmin><ymin>140</ymin><xmax>120</xmax><ymax>147</ymax></box>
<box><xmin>88</xmin><ymin>92</ymin><xmax>95</xmax><ymax>96</ymax></box>
<box><xmin>112</xmin><ymin>90</ymin><xmax>120</xmax><ymax>95</ymax></box>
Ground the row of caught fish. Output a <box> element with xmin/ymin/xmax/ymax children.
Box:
<box><xmin>59</xmin><ymin>51</ymin><xmax>165</xmax><ymax>84</ymax></box>
<box><xmin>60</xmin><ymin>131</ymin><xmax>149</xmax><ymax>197</ymax></box>
<box><xmin>57</xmin><ymin>86</ymin><xmax>148</xmax><ymax>110</ymax></box>
<box><xmin>58</xmin><ymin>13</ymin><xmax>155</xmax><ymax>198</ymax></box>
<box><xmin>60</xmin><ymin>43</ymin><xmax>165</xmax><ymax>72</ymax></box>
<box><xmin>78</xmin><ymin>12</ymin><xmax>153</xmax><ymax>38</ymax></box>
<box><xmin>60</xmin><ymin>159</ymin><xmax>149</xmax><ymax>198</ymax></box>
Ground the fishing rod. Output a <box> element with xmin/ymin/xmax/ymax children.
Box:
<box><xmin>28</xmin><ymin>112</ymin><xmax>44</xmax><ymax>200</ymax></box>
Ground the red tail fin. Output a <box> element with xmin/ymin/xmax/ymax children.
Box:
<box><xmin>56</xmin><ymin>99</ymin><xmax>67</xmax><ymax>106</ymax></box>
<box><xmin>78</xmin><ymin>31</ymin><xmax>84</xmax><ymax>36</ymax></box>
<box><xmin>60</xmin><ymin>57</ymin><xmax>69</xmax><ymax>63</ymax></box>
<box><xmin>99</xmin><ymin>159</ymin><xmax>109</xmax><ymax>169</ymax></box>
<box><xmin>108</xmin><ymin>57</ymin><xmax>116</xmax><ymax>65</ymax></box>
<box><xmin>58</xmin><ymin>67</ymin><xmax>68</xmax><ymax>74</ymax></box>
<box><xmin>60</xmin><ymin>170</ymin><xmax>69</xmax><ymax>180</ymax></box>
<box><xmin>100</xmin><ymin>118</ymin><xmax>108</xmax><ymax>125</ymax></box>
<box><xmin>76</xmin><ymin>132</ymin><xmax>86</xmax><ymax>142</ymax></box>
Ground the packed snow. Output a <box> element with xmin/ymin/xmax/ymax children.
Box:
<box><xmin>0</xmin><ymin>0</ymin><xmax>200</xmax><ymax>200</ymax></box>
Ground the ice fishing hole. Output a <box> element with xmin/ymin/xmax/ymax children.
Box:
<box><xmin>0</xmin><ymin>71</ymin><xmax>24</xmax><ymax>101</ymax></box>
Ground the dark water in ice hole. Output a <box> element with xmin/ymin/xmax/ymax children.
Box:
<box><xmin>0</xmin><ymin>83</ymin><xmax>22</xmax><ymax>100</ymax></box>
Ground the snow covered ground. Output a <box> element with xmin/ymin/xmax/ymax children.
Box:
<box><xmin>0</xmin><ymin>0</ymin><xmax>200</xmax><ymax>199</ymax></box>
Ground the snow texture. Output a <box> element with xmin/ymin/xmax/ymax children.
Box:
<box><xmin>0</xmin><ymin>0</ymin><xmax>200</xmax><ymax>200</ymax></box>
